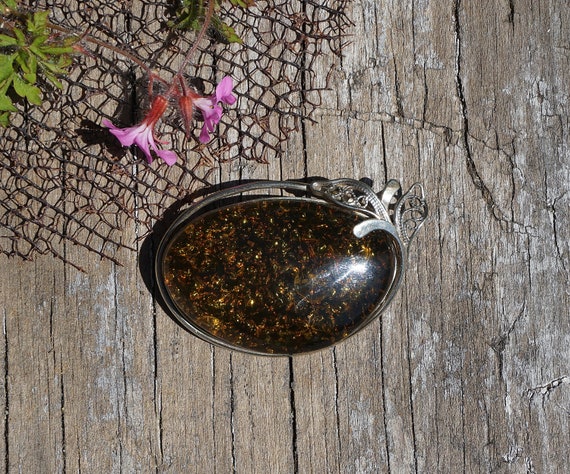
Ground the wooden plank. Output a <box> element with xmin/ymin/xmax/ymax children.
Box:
<box><xmin>1</xmin><ymin>259</ymin><xmax>66</xmax><ymax>472</ymax></box>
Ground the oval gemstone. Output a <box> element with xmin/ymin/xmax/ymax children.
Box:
<box><xmin>161</xmin><ymin>198</ymin><xmax>398</xmax><ymax>354</ymax></box>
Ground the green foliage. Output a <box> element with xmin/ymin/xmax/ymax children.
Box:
<box><xmin>170</xmin><ymin>0</ymin><xmax>254</xmax><ymax>44</ymax></box>
<box><xmin>0</xmin><ymin>3</ymin><xmax>76</xmax><ymax>125</ymax></box>
<box><xmin>228</xmin><ymin>0</ymin><xmax>255</xmax><ymax>7</ymax></box>
<box><xmin>1</xmin><ymin>0</ymin><xmax>20</xmax><ymax>12</ymax></box>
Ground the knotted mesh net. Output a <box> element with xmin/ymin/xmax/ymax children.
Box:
<box><xmin>0</xmin><ymin>0</ymin><xmax>350</xmax><ymax>270</ymax></box>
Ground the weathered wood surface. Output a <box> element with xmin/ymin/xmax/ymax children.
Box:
<box><xmin>2</xmin><ymin>0</ymin><xmax>570</xmax><ymax>472</ymax></box>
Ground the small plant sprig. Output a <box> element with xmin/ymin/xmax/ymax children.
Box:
<box><xmin>0</xmin><ymin>0</ymin><xmax>76</xmax><ymax>126</ymax></box>
<box><xmin>1</xmin><ymin>0</ymin><xmax>254</xmax><ymax>165</ymax></box>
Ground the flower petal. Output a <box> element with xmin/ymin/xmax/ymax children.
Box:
<box><xmin>103</xmin><ymin>119</ymin><xmax>146</xmax><ymax>147</ymax></box>
<box><xmin>199</xmin><ymin>124</ymin><xmax>212</xmax><ymax>143</ymax></box>
<box><xmin>132</xmin><ymin>126</ymin><xmax>155</xmax><ymax>163</ymax></box>
<box><xmin>207</xmin><ymin>104</ymin><xmax>223</xmax><ymax>123</ymax></box>
<box><xmin>194</xmin><ymin>97</ymin><xmax>215</xmax><ymax>115</ymax></box>
<box><xmin>156</xmin><ymin>149</ymin><xmax>178</xmax><ymax>166</ymax></box>
<box><xmin>147</xmin><ymin>131</ymin><xmax>178</xmax><ymax>166</ymax></box>
<box><xmin>215</xmin><ymin>76</ymin><xmax>236</xmax><ymax>105</ymax></box>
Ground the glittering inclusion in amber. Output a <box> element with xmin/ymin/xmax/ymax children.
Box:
<box><xmin>162</xmin><ymin>198</ymin><xmax>397</xmax><ymax>354</ymax></box>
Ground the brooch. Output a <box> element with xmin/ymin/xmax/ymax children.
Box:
<box><xmin>155</xmin><ymin>178</ymin><xmax>428</xmax><ymax>355</ymax></box>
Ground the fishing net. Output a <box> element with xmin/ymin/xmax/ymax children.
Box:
<box><xmin>0</xmin><ymin>0</ymin><xmax>350</xmax><ymax>270</ymax></box>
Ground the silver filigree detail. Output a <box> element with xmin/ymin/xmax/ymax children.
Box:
<box><xmin>309</xmin><ymin>179</ymin><xmax>390</xmax><ymax>221</ymax></box>
<box><xmin>310</xmin><ymin>178</ymin><xmax>427</xmax><ymax>249</ymax></box>
<box><xmin>393</xmin><ymin>183</ymin><xmax>428</xmax><ymax>246</ymax></box>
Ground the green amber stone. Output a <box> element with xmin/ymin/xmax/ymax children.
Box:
<box><xmin>161</xmin><ymin>198</ymin><xmax>398</xmax><ymax>355</ymax></box>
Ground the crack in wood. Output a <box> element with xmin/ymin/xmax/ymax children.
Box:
<box><xmin>229</xmin><ymin>354</ymin><xmax>237</xmax><ymax>474</ymax></box>
<box><xmin>453</xmin><ymin>0</ymin><xmax>509</xmax><ymax>225</ymax></box>
<box><xmin>2</xmin><ymin>311</ymin><xmax>8</xmax><ymax>474</ymax></box>
<box><xmin>491</xmin><ymin>298</ymin><xmax>527</xmax><ymax>379</ymax></box>
<box><xmin>288</xmin><ymin>358</ymin><xmax>299</xmax><ymax>474</ymax></box>
<box><xmin>548</xmin><ymin>195</ymin><xmax>569</xmax><ymax>275</ymax></box>
<box><xmin>527</xmin><ymin>376</ymin><xmax>569</xmax><ymax>402</ymax></box>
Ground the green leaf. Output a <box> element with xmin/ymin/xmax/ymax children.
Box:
<box><xmin>29</xmin><ymin>35</ymin><xmax>49</xmax><ymax>59</ymax></box>
<box><xmin>12</xmin><ymin>27</ymin><xmax>26</xmax><ymax>46</ymax></box>
<box><xmin>1</xmin><ymin>0</ymin><xmax>20</xmax><ymax>11</ymax></box>
<box><xmin>211</xmin><ymin>16</ymin><xmax>243</xmax><ymax>44</ymax></box>
<box><xmin>22</xmin><ymin>52</ymin><xmax>37</xmax><ymax>84</ymax></box>
<box><xmin>63</xmin><ymin>35</ymin><xmax>80</xmax><ymax>47</ymax></box>
<box><xmin>0</xmin><ymin>111</ymin><xmax>11</xmax><ymax>127</ymax></box>
<box><xmin>0</xmin><ymin>94</ymin><xmax>16</xmax><ymax>112</ymax></box>
<box><xmin>42</xmin><ymin>69</ymin><xmax>63</xmax><ymax>89</ymax></box>
<box><xmin>170</xmin><ymin>0</ymin><xmax>247</xmax><ymax>43</ymax></box>
<box><xmin>14</xmin><ymin>50</ymin><xmax>27</xmax><ymax>69</ymax></box>
<box><xmin>56</xmin><ymin>54</ymin><xmax>72</xmax><ymax>68</ymax></box>
<box><xmin>40</xmin><ymin>45</ymin><xmax>75</xmax><ymax>55</ymax></box>
<box><xmin>170</xmin><ymin>0</ymin><xmax>207</xmax><ymax>31</ymax></box>
<box><xmin>39</xmin><ymin>58</ymin><xmax>67</xmax><ymax>74</ymax></box>
<box><xmin>12</xmin><ymin>74</ymin><xmax>42</xmax><ymax>105</ymax></box>
<box><xmin>0</xmin><ymin>33</ymin><xmax>18</xmax><ymax>47</ymax></box>
<box><xmin>0</xmin><ymin>5</ymin><xmax>79</xmax><ymax>119</ymax></box>
<box><xmin>228</xmin><ymin>0</ymin><xmax>255</xmax><ymax>7</ymax></box>
<box><xmin>0</xmin><ymin>76</ymin><xmax>12</xmax><ymax>94</ymax></box>
<box><xmin>30</xmin><ymin>35</ymin><xmax>49</xmax><ymax>48</ymax></box>
<box><xmin>0</xmin><ymin>53</ymin><xmax>15</xmax><ymax>81</ymax></box>
<box><xmin>23</xmin><ymin>70</ymin><xmax>36</xmax><ymax>84</ymax></box>
<box><xmin>27</xmin><ymin>10</ymin><xmax>50</xmax><ymax>35</ymax></box>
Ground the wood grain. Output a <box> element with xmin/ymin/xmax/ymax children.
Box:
<box><xmin>2</xmin><ymin>0</ymin><xmax>569</xmax><ymax>472</ymax></box>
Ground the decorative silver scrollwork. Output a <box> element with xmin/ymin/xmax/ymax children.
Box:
<box><xmin>309</xmin><ymin>179</ymin><xmax>390</xmax><ymax>221</ymax></box>
<box><xmin>393</xmin><ymin>183</ymin><xmax>428</xmax><ymax>246</ymax></box>
<box><xmin>310</xmin><ymin>178</ymin><xmax>427</xmax><ymax>249</ymax></box>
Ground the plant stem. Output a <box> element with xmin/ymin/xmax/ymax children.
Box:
<box><xmin>46</xmin><ymin>21</ymin><xmax>166</xmax><ymax>84</ymax></box>
<box><xmin>167</xmin><ymin>0</ymin><xmax>216</xmax><ymax>96</ymax></box>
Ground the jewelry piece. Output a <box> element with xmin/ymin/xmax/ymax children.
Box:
<box><xmin>155</xmin><ymin>178</ymin><xmax>427</xmax><ymax>355</ymax></box>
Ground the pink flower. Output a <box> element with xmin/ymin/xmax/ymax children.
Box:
<box><xmin>103</xmin><ymin>95</ymin><xmax>178</xmax><ymax>166</ymax></box>
<box><xmin>178</xmin><ymin>76</ymin><xmax>236</xmax><ymax>143</ymax></box>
